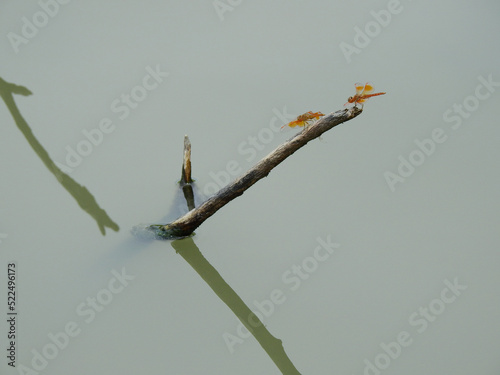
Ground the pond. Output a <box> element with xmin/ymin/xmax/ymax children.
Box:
<box><xmin>1</xmin><ymin>2</ymin><xmax>500</xmax><ymax>374</ymax></box>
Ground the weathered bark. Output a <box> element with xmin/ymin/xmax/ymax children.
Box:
<box><xmin>151</xmin><ymin>106</ymin><xmax>362</xmax><ymax>239</ymax></box>
<box><xmin>180</xmin><ymin>135</ymin><xmax>192</xmax><ymax>185</ymax></box>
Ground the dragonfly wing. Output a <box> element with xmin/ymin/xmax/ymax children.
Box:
<box><xmin>290</xmin><ymin>120</ymin><xmax>306</xmax><ymax>128</ymax></box>
<box><xmin>361</xmin><ymin>82</ymin><xmax>374</xmax><ymax>96</ymax></box>
<box><xmin>354</xmin><ymin>82</ymin><xmax>365</xmax><ymax>95</ymax></box>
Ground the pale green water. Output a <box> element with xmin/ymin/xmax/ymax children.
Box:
<box><xmin>1</xmin><ymin>1</ymin><xmax>500</xmax><ymax>374</ymax></box>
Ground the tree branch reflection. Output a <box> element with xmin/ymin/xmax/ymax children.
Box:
<box><xmin>0</xmin><ymin>76</ymin><xmax>119</xmax><ymax>235</ymax></box>
<box><xmin>172</xmin><ymin>237</ymin><xmax>301</xmax><ymax>375</ymax></box>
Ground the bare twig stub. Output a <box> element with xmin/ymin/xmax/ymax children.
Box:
<box><xmin>151</xmin><ymin>106</ymin><xmax>362</xmax><ymax>239</ymax></box>
<box><xmin>179</xmin><ymin>135</ymin><xmax>196</xmax><ymax>211</ymax></box>
<box><xmin>180</xmin><ymin>135</ymin><xmax>192</xmax><ymax>185</ymax></box>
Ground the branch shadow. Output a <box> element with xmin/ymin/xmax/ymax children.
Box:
<box><xmin>171</xmin><ymin>237</ymin><xmax>301</xmax><ymax>375</ymax></box>
<box><xmin>131</xmin><ymin>138</ymin><xmax>301</xmax><ymax>373</ymax></box>
<box><xmin>0</xmin><ymin>76</ymin><xmax>119</xmax><ymax>235</ymax></box>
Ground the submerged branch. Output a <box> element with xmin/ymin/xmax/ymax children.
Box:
<box><xmin>151</xmin><ymin>106</ymin><xmax>362</xmax><ymax>239</ymax></box>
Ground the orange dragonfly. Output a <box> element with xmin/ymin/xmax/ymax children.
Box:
<box><xmin>345</xmin><ymin>82</ymin><xmax>386</xmax><ymax>108</ymax></box>
<box><xmin>281</xmin><ymin>111</ymin><xmax>325</xmax><ymax>130</ymax></box>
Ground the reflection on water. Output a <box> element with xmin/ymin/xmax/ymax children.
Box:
<box><xmin>172</xmin><ymin>237</ymin><xmax>301</xmax><ymax>375</ymax></box>
<box><xmin>131</xmin><ymin>141</ymin><xmax>300</xmax><ymax>372</ymax></box>
<box><xmin>0</xmin><ymin>76</ymin><xmax>119</xmax><ymax>235</ymax></box>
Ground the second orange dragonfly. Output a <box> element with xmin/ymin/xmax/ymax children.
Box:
<box><xmin>281</xmin><ymin>111</ymin><xmax>325</xmax><ymax>130</ymax></box>
<box><xmin>345</xmin><ymin>82</ymin><xmax>386</xmax><ymax>108</ymax></box>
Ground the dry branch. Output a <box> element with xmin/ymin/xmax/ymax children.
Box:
<box><xmin>150</xmin><ymin>106</ymin><xmax>362</xmax><ymax>239</ymax></box>
<box><xmin>180</xmin><ymin>135</ymin><xmax>192</xmax><ymax>185</ymax></box>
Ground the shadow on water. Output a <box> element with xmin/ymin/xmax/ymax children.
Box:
<box><xmin>172</xmin><ymin>237</ymin><xmax>302</xmax><ymax>375</ymax></box>
<box><xmin>129</xmin><ymin>167</ymin><xmax>302</xmax><ymax>372</ymax></box>
<box><xmin>0</xmin><ymin>76</ymin><xmax>119</xmax><ymax>235</ymax></box>
<box><xmin>0</xmin><ymin>80</ymin><xmax>304</xmax><ymax>373</ymax></box>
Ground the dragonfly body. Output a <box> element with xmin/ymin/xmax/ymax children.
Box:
<box><xmin>346</xmin><ymin>82</ymin><xmax>386</xmax><ymax>108</ymax></box>
<box><xmin>281</xmin><ymin>111</ymin><xmax>325</xmax><ymax>129</ymax></box>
